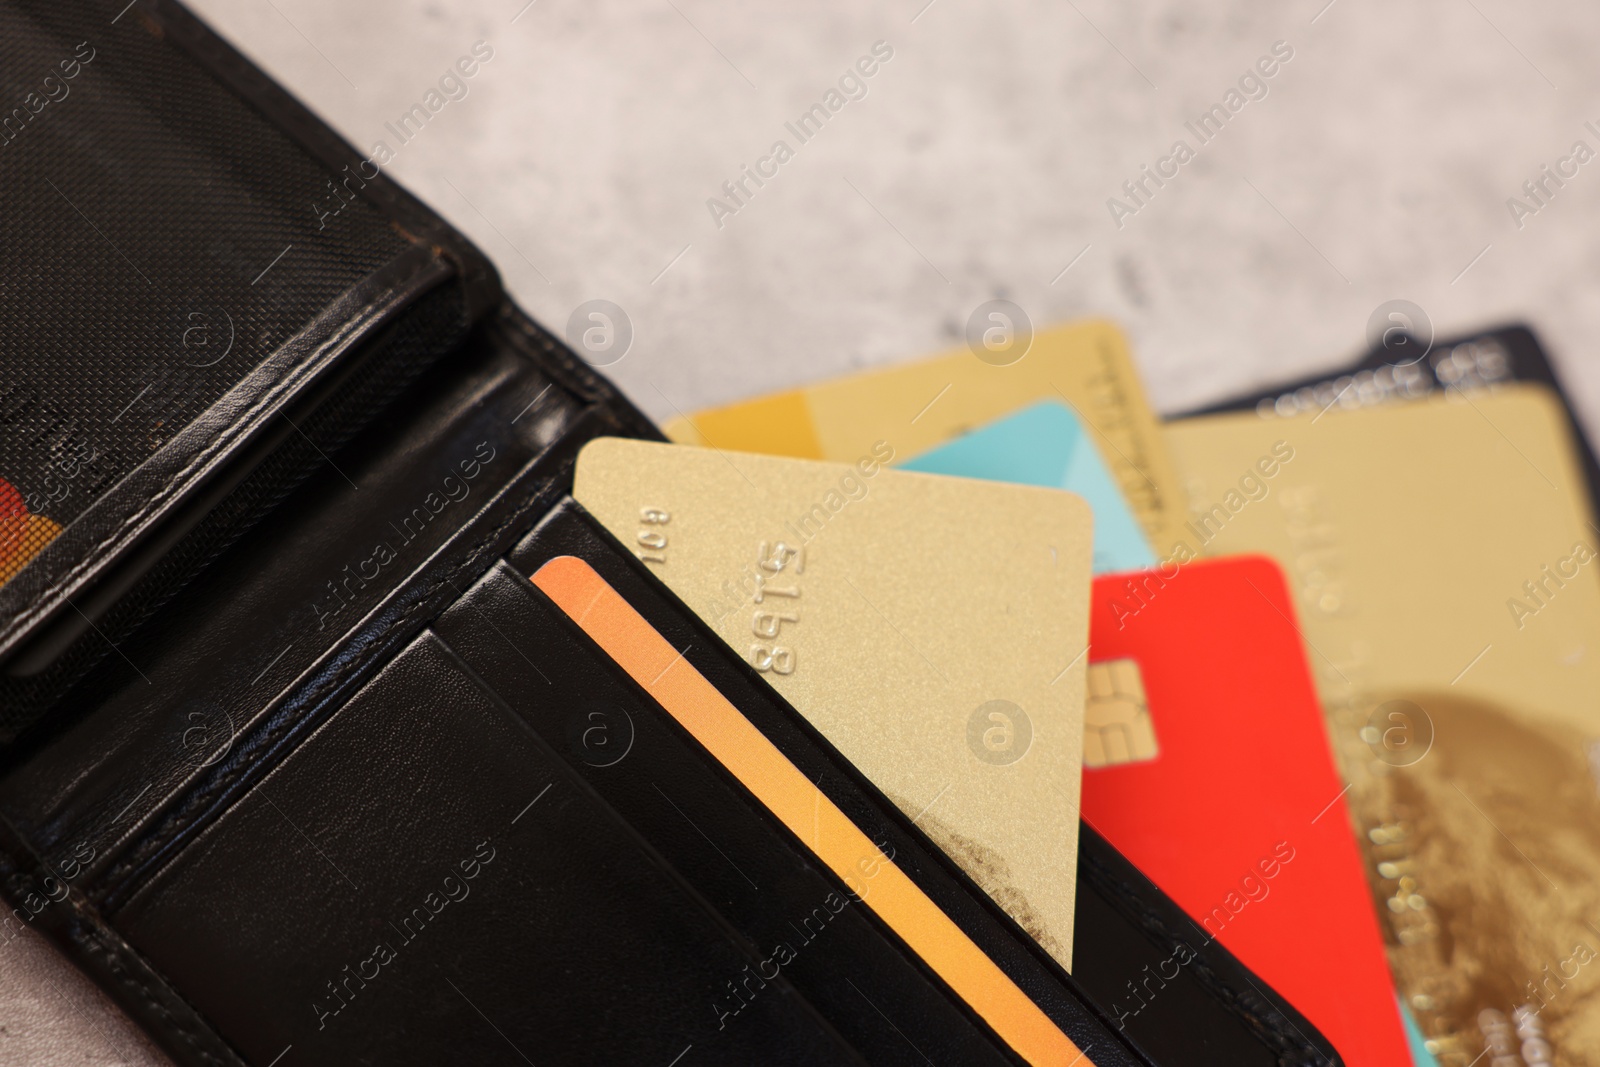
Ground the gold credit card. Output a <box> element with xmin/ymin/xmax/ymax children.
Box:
<box><xmin>662</xmin><ymin>319</ymin><xmax>1188</xmax><ymax>559</ymax></box>
<box><xmin>574</xmin><ymin>437</ymin><xmax>1093</xmax><ymax>965</ymax></box>
<box><xmin>1164</xmin><ymin>385</ymin><xmax>1600</xmax><ymax>1064</ymax></box>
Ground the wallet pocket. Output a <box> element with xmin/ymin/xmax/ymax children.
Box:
<box><xmin>115</xmin><ymin>628</ymin><xmax>867</xmax><ymax>1066</ymax></box>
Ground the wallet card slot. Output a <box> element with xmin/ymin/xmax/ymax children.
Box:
<box><xmin>435</xmin><ymin>561</ymin><xmax>1033</xmax><ymax>1066</ymax></box>
<box><xmin>114</xmin><ymin>629</ymin><xmax>864</xmax><ymax>1066</ymax></box>
<box><xmin>501</xmin><ymin>503</ymin><xmax>1148</xmax><ymax>1066</ymax></box>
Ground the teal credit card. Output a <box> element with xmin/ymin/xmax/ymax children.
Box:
<box><xmin>1402</xmin><ymin>1002</ymin><xmax>1441</xmax><ymax>1067</ymax></box>
<box><xmin>897</xmin><ymin>400</ymin><xmax>1157</xmax><ymax>573</ymax></box>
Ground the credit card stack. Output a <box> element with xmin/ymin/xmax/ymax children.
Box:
<box><xmin>660</xmin><ymin>320</ymin><xmax>1600</xmax><ymax>1067</ymax></box>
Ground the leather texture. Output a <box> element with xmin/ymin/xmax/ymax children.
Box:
<box><xmin>0</xmin><ymin>0</ymin><xmax>498</xmax><ymax>737</ymax></box>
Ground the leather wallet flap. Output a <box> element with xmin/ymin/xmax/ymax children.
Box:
<box><xmin>0</xmin><ymin>0</ymin><xmax>500</xmax><ymax>728</ymax></box>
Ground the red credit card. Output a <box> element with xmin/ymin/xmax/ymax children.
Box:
<box><xmin>1082</xmin><ymin>555</ymin><xmax>1408</xmax><ymax>1067</ymax></box>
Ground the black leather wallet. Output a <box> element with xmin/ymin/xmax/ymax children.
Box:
<box><xmin>0</xmin><ymin>1</ymin><xmax>1342</xmax><ymax>1064</ymax></box>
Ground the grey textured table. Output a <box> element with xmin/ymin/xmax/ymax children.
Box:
<box><xmin>8</xmin><ymin>0</ymin><xmax>1600</xmax><ymax>1061</ymax></box>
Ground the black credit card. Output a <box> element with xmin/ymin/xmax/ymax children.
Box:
<box><xmin>1177</xmin><ymin>323</ymin><xmax>1600</xmax><ymax>519</ymax></box>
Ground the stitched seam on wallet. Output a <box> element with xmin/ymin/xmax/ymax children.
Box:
<box><xmin>0</xmin><ymin>840</ymin><xmax>236</xmax><ymax>1065</ymax></box>
<box><xmin>73</xmin><ymin>913</ymin><xmax>232</xmax><ymax>1066</ymax></box>
<box><xmin>497</xmin><ymin>304</ymin><xmax>627</xmax><ymax>408</ymax></box>
<box><xmin>0</xmin><ymin>262</ymin><xmax>424</xmax><ymax>649</ymax></box>
<box><xmin>495</xmin><ymin>308</ymin><xmax>660</xmax><ymax>442</ymax></box>
<box><xmin>100</xmin><ymin>494</ymin><xmax>545</xmax><ymax>898</ymax></box>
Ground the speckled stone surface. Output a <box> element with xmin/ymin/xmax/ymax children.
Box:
<box><xmin>183</xmin><ymin>0</ymin><xmax>1600</xmax><ymax>431</ymax></box>
<box><xmin>9</xmin><ymin>0</ymin><xmax>1600</xmax><ymax>1061</ymax></box>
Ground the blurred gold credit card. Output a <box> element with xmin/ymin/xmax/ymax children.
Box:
<box><xmin>574</xmin><ymin>436</ymin><xmax>1093</xmax><ymax>966</ymax></box>
<box><xmin>662</xmin><ymin>319</ymin><xmax>1188</xmax><ymax>559</ymax></box>
<box><xmin>1164</xmin><ymin>384</ymin><xmax>1600</xmax><ymax>1064</ymax></box>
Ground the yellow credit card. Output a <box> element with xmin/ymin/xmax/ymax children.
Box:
<box><xmin>1163</xmin><ymin>385</ymin><xmax>1600</xmax><ymax>1064</ymax></box>
<box><xmin>662</xmin><ymin>319</ymin><xmax>1187</xmax><ymax>559</ymax></box>
<box><xmin>574</xmin><ymin>436</ymin><xmax>1092</xmax><ymax>966</ymax></box>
